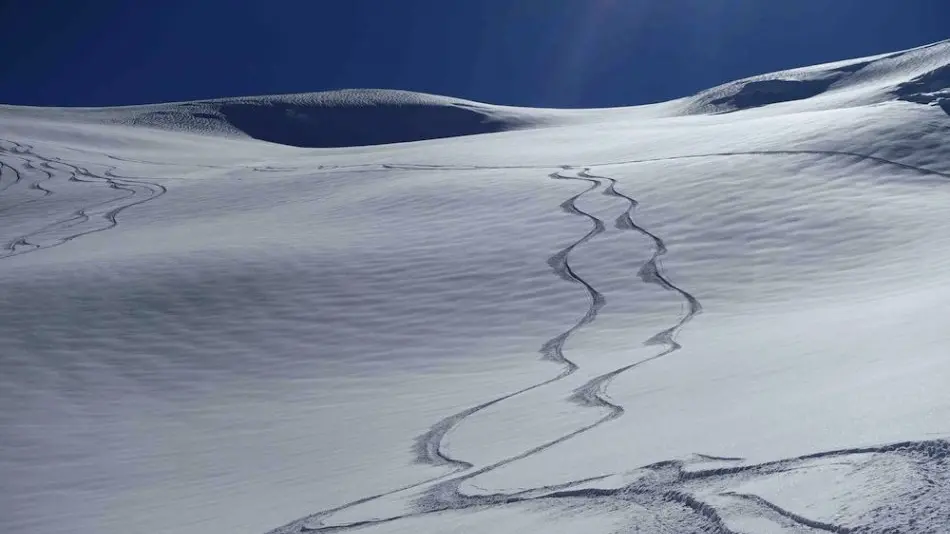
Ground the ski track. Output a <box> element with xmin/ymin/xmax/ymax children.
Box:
<box><xmin>277</xmin><ymin>166</ymin><xmax>709</xmax><ymax>533</ymax></box>
<box><xmin>722</xmin><ymin>492</ymin><xmax>853</xmax><ymax>533</ymax></box>
<box><xmin>0</xmin><ymin>158</ymin><xmax>23</xmax><ymax>194</ymax></box>
<box><xmin>291</xmin><ymin>168</ymin><xmax>617</xmax><ymax>531</ymax></box>
<box><xmin>411</xmin><ymin>169</ymin><xmax>604</xmax><ymax>472</ymax></box>
<box><xmin>268</xmin><ymin>150</ymin><xmax>950</xmax><ymax>533</ymax></box>
<box><xmin>291</xmin><ymin>438</ymin><xmax>950</xmax><ymax>534</ymax></box>
<box><xmin>0</xmin><ymin>138</ymin><xmax>167</xmax><ymax>261</ymax></box>
<box><xmin>567</xmin><ymin>168</ymin><xmax>702</xmax><ymax>413</ymax></box>
<box><xmin>3</xmin><ymin>134</ymin><xmax>948</xmax><ymax>532</ymax></box>
<box><xmin>365</xmin><ymin>149</ymin><xmax>950</xmax><ymax>181</ymax></box>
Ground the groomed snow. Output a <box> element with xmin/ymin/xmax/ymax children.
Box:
<box><xmin>2</xmin><ymin>39</ymin><xmax>950</xmax><ymax>534</ymax></box>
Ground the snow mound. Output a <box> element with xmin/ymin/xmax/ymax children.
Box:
<box><xmin>682</xmin><ymin>39</ymin><xmax>950</xmax><ymax>115</ymax></box>
<box><xmin>686</xmin><ymin>59</ymin><xmax>875</xmax><ymax>113</ymax></box>
<box><xmin>4</xmin><ymin>40</ymin><xmax>947</xmax><ymax>152</ymax></box>
<box><xmin>113</xmin><ymin>89</ymin><xmax>562</xmax><ymax>148</ymax></box>
<box><xmin>895</xmin><ymin>63</ymin><xmax>950</xmax><ymax>114</ymax></box>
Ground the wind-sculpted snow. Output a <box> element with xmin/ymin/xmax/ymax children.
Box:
<box><xmin>4</xmin><ymin>38</ymin><xmax>950</xmax><ymax>534</ymax></box>
<box><xmin>213</xmin><ymin>98</ymin><xmax>535</xmax><ymax>148</ymax></box>
<box><xmin>51</xmin><ymin>89</ymin><xmax>570</xmax><ymax>148</ymax></box>
<box><xmin>682</xmin><ymin>39</ymin><xmax>950</xmax><ymax>115</ymax></box>
<box><xmin>895</xmin><ymin>64</ymin><xmax>950</xmax><ymax>116</ymax></box>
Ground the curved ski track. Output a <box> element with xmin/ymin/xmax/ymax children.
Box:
<box><xmin>269</xmin><ymin>150</ymin><xmax>950</xmax><ymax>534</ymax></box>
<box><xmin>275</xmin><ymin>166</ymin><xmax>707</xmax><ymax>533</ymax></box>
<box><xmin>721</xmin><ymin>492</ymin><xmax>853</xmax><ymax>533</ymax></box>
<box><xmin>413</xmin><ymin>170</ymin><xmax>604</xmax><ymax>471</ymax></box>
<box><xmin>0</xmin><ymin>139</ymin><xmax>166</xmax><ymax>261</ymax></box>
<box><xmin>343</xmin><ymin>149</ymin><xmax>950</xmax><ymax>181</ymax></box>
<box><xmin>567</xmin><ymin>169</ymin><xmax>702</xmax><ymax>413</ymax></box>
<box><xmin>3</xmin><ymin>134</ymin><xmax>946</xmax><ymax>533</ymax></box>
<box><xmin>292</xmin><ymin>435</ymin><xmax>949</xmax><ymax>534</ymax></box>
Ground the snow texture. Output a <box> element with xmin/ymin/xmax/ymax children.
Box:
<box><xmin>2</xmin><ymin>39</ymin><xmax>950</xmax><ymax>534</ymax></box>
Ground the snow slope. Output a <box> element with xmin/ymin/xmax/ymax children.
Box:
<box><xmin>0</xmin><ymin>89</ymin><xmax>585</xmax><ymax>148</ymax></box>
<box><xmin>2</xmin><ymin>39</ymin><xmax>950</xmax><ymax>534</ymax></box>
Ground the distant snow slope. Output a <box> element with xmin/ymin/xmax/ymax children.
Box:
<box><xmin>681</xmin><ymin>38</ymin><xmax>950</xmax><ymax>115</ymax></box>
<box><xmin>1</xmin><ymin>89</ymin><xmax>583</xmax><ymax>148</ymax></box>
<box><xmin>2</xmin><ymin>39</ymin><xmax>950</xmax><ymax>534</ymax></box>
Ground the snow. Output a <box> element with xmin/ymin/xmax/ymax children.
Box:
<box><xmin>2</xmin><ymin>39</ymin><xmax>950</xmax><ymax>534</ymax></box>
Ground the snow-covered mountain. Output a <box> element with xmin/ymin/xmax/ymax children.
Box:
<box><xmin>2</xmin><ymin>39</ymin><xmax>949</xmax><ymax>534</ymax></box>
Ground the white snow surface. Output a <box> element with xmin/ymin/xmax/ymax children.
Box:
<box><xmin>2</xmin><ymin>40</ymin><xmax>950</xmax><ymax>534</ymax></box>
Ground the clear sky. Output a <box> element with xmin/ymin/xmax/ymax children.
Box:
<box><xmin>1</xmin><ymin>0</ymin><xmax>947</xmax><ymax>108</ymax></box>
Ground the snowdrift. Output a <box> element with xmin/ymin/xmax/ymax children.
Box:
<box><xmin>682</xmin><ymin>39</ymin><xmax>950</xmax><ymax>114</ymax></box>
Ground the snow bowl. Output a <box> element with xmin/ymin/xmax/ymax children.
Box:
<box><xmin>117</xmin><ymin>89</ymin><xmax>553</xmax><ymax>148</ymax></box>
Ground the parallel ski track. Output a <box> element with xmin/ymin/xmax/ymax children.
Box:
<box><xmin>289</xmin><ymin>168</ymin><xmax>614</xmax><ymax>531</ymax></box>
<box><xmin>269</xmin><ymin>150</ymin><xmax>950</xmax><ymax>534</ymax></box>
<box><xmin>4</xmin><ymin>135</ymin><xmax>946</xmax><ymax>533</ymax></box>
<box><xmin>0</xmin><ymin>139</ymin><xmax>166</xmax><ymax>261</ymax></box>
<box><xmin>282</xmin><ymin>166</ymin><xmax>707</xmax><ymax>532</ymax></box>
<box><xmin>413</xmin><ymin>169</ymin><xmax>604</xmax><ymax>470</ymax></box>
<box><xmin>0</xmin><ymin>155</ymin><xmax>54</xmax><ymax>204</ymax></box>
<box><xmin>567</xmin><ymin>168</ymin><xmax>702</xmax><ymax>413</ymax></box>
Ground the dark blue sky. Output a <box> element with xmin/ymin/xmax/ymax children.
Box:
<box><xmin>1</xmin><ymin>0</ymin><xmax>947</xmax><ymax>108</ymax></box>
